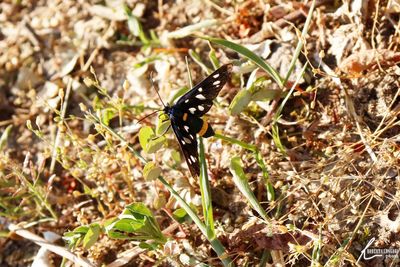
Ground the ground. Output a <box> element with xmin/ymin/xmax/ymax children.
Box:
<box><xmin>1</xmin><ymin>0</ymin><xmax>400</xmax><ymax>266</ymax></box>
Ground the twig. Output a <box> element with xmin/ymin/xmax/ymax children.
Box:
<box><xmin>243</xmin><ymin>0</ymin><xmax>332</xmax><ymax>43</ymax></box>
<box><xmin>313</xmin><ymin>52</ymin><xmax>378</xmax><ymax>163</ymax></box>
<box><xmin>8</xmin><ymin>224</ymin><xmax>94</xmax><ymax>267</ymax></box>
<box><xmin>205</xmin><ymin>0</ymin><xmax>234</xmax><ymax>16</ymax></box>
<box><xmin>50</xmin><ymin>78</ymin><xmax>73</xmax><ymax>173</ymax></box>
<box><xmin>82</xmin><ymin>48</ymin><xmax>99</xmax><ymax>72</ymax></box>
<box><xmin>22</xmin><ymin>19</ymin><xmax>43</xmax><ymax>49</ymax></box>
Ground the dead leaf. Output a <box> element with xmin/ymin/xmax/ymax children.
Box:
<box><xmin>339</xmin><ymin>49</ymin><xmax>400</xmax><ymax>74</ymax></box>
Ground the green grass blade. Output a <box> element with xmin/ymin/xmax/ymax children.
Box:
<box><xmin>198</xmin><ymin>137</ymin><xmax>215</xmax><ymax>239</ymax></box>
<box><xmin>254</xmin><ymin>150</ymin><xmax>275</xmax><ymax>202</ymax></box>
<box><xmin>202</xmin><ymin>36</ymin><xmax>283</xmax><ymax>88</ymax></box>
<box><xmin>189</xmin><ymin>49</ymin><xmax>212</xmax><ymax>74</ymax></box>
<box><xmin>157</xmin><ymin>176</ymin><xmax>232</xmax><ymax>266</ymax></box>
<box><xmin>188</xmin><ymin>58</ymin><xmax>216</xmax><ymax>239</ymax></box>
<box><xmin>185</xmin><ymin>56</ymin><xmax>194</xmax><ymax>88</ymax></box>
<box><xmin>283</xmin><ymin>0</ymin><xmax>316</xmax><ymax>85</ymax></box>
<box><xmin>214</xmin><ymin>133</ymin><xmax>256</xmax><ymax>152</ymax></box>
<box><xmin>0</xmin><ymin>125</ymin><xmax>12</xmax><ymax>151</ymax></box>
<box><xmin>272</xmin><ymin>63</ymin><xmax>308</xmax><ymax>154</ymax></box>
<box><xmin>270</xmin><ymin>122</ymin><xmax>286</xmax><ymax>154</ymax></box>
<box><xmin>167</xmin><ymin>19</ymin><xmax>218</xmax><ymax>39</ymax></box>
<box><xmin>208</xmin><ymin>43</ymin><xmax>220</xmax><ymax>69</ymax></box>
<box><xmin>215</xmin><ymin>134</ymin><xmax>274</xmax><ymax>202</ymax></box>
<box><xmin>311</xmin><ymin>225</ymin><xmax>322</xmax><ymax>266</ymax></box>
<box><xmin>229</xmin><ymin>157</ymin><xmax>270</xmax><ymax>222</ymax></box>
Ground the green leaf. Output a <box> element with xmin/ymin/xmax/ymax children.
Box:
<box><xmin>125</xmin><ymin>202</ymin><xmax>153</xmax><ymax>218</ymax></box>
<box><xmin>104</xmin><ymin>203</ymin><xmax>166</xmax><ymax>243</ymax></box>
<box><xmin>171</xmin><ymin>149</ymin><xmax>181</xmax><ymax>163</ymax></box>
<box><xmin>101</xmin><ymin>108</ymin><xmax>116</xmax><ymax>126</ymax></box>
<box><xmin>229</xmin><ymin>89</ymin><xmax>252</xmax><ymax>115</ymax></box>
<box><xmin>82</xmin><ymin>184</ymin><xmax>93</xmax><ymax>196</ymax></box>
<box><xmin>139</xmin><ymin>242</ymin><xmax>158</xmax><ymax>251</ymax></box>
<box><xmin>230</xmin><ymin>75</ymin><xmax>280</xmax><ymax>115</ymax></box>
<box><xmin>112</xmin><ymin>218</ymin><xmax>146</xmax><ymax>232</ymax></box>
<box><xmin>127</xmin><ymin>15</ymin><xmax>142</xmax><ymax>37</ymax></box>
<box><xmin>72</xmin><ymin>225</ymin><xmax>90</xmax><ymax>234</ymax></box>
<box><xmin>104</xmin><ymin>217</ymin><xmax>118</xmax><ymax>228</ymax></box>
<box><xmin>83</xmin><ymin>223</ymin><xmax>101</xmax><ymax>249</ymax></box>
<box><xmin>249</xmin><ymin>77</ymin><xmax>277</xmax><ymax>101</ymax></box>
<box><xmin>147</xmin><ymin>137</ymin><xmax>166</xmax><ymax>154</ymax></box>
<box><xmin>203</xmin><ymin>36</ymin><xmax>283</xmax><ymax>87</ymax></box>
<box><xmin>169</xmin><ymin>86</ymin><xmax>189</xmax><ymax>104</ymax></box>
<box><xmin>107</xmin><ymin>230</ymin><xmax>127</xmax><ymax>240</ymax></box>
<box><xmin>92</xmin><ymin>95</ymin><xmax>102</xmax><ymax>109</ymax></box>
<box><xmin>201</xmin><ymin>37</ymin><xmax>283</xmax><ymax>88</ymax></box>
<box><xmin>0</xmin><ymin>125</ymin><xmax>12</xmax><ymax>151</ymax></box>
<box><xmin>125</xmin><ymin>6</ymin><xmax>149</xmax><ymax>44</ymax></box>
<box><xmin>63</xmin><ymin>225</ymin><xmax>89</xmax><ymax>248</ymax></box>
<box><xmin>229</xmin><ymin>157</ymin><xmax>269</xmax><ymax>222</ymax></box>
<box><xmin>173</xmin><ymin>208</ymin><xmax>187</xmax><ymax>219</ymax></box>
<box><xmin>251</xmin><ymin>87</ymin><xmax>278</xmax><ymax>101</ymax></box>
<box><xmin>139</xmin><ymin>126</ymin><xmax>153</xmax><ymax>151</ymax></box>
<box><xmin>156</xmin><ymin>113</ymin><xmax>171</xmax><ymax>135</ymax></box>
<box><xmin>139</xmin><ymin>126</ymin><xmax>165</xmax><ymax>153</ymax></box>
<box><xmin>143</xmin><ymin>162</ymin><xmax>161</xmax><ymax>181</ymax></box>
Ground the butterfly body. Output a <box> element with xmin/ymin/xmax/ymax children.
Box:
<box><xmin>163</xmin><ymin>64</ymin><xmax>232</xmax><ymax>177</ymax></box>
<box><xmin>164</xmin><ymin>105</ymin><xmax>214</xmax><ymax>137</ymax></box>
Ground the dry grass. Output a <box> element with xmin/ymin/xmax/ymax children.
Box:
<box><xmin>1</xmin><ymin>0</ymin><xmax>400</xmax><ymax>266</ymax></box>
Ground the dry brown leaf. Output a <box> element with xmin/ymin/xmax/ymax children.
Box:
<box><xmin>339</xmin><ymin>49</ymin><xmax>400</xmax><ymax>74</ymax></box>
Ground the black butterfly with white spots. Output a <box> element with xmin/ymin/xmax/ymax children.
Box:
<box><xmin>163</xmin><ymin>64</ymin><xmax>232</xmax><ymax>177</ymax></box>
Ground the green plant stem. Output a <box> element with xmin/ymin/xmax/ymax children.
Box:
<box><xmin>14</xmin><ymin>169</ymin><xmax>57</xmax><ymax>219</ymax></box>
<box><xmin>283</xmin><ymin>0</ymin><xmax>316</xmax><ymax>86</ymax></box>
<box><xmin>259</xmin><ymin>249</ymin><xmax>270</xmax><ymax>267</ymax></box>
<box><xmin>90</xmin><ymin>113</ymin><xmax>145</xmax><ymax>163</ymax></box>
<box><xmin>50</xmin><ymin>78</ymin><xmax>72</xmax><ymax>173</ymax></box>
<box><xmin>185</xmin><ymin>56</ymin><xmax>194</xmax><ymax>88</ymax></box>
<box><xmin>214</xmin><ymin>133</ymin><xmax>256</xmax><ymax>152</ymax></box>
<box><xmin>126</xmin><ymin>105</ymin><xmax>161</xmax><ymax>111</ymax></box>
<box><xmin>270</xmin><ymin>0</ymin><xmax>315</xmax><ymax>153</ymax></box>
<box><xmin>272</xmin><ymin>63</ymin><xmax>308</xmax><ymax>155</ymax></box>
<box><xmin>255</xmin><ymin>150</ymin><xmax>275</xmax><ymax>201</ymax></box>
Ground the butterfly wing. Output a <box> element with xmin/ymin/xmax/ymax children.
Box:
<box><xmin>175</xmin><ymin>64</ymin><xmax>232</xmax><ymax>117</ymax></box>
<box><xmin>169</xmin><ymin>63</ymin><xmax>232</xmax><ymax>176</ymax></box>
<box><xmin>170</xmin><ymin>115</ymin><xmax>200</xmax><ymax>177</ymax></box>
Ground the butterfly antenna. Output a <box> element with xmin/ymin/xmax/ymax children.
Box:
<box><xmin>136</xmin><ymin>109</ymin><xmax>160</xmax><ymax>124</ymax></box>
<box><xmin>150</xmin><ymin>72</ymin><xmax>166</xmax><ymax>108</ymax></box>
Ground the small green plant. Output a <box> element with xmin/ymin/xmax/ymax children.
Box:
<box><xmin>0</xmin><ymin>147</ymin><xmax>57</xmax><ymax>220</ymax></box>
<box><xmin>124</xmin><ymin>5</ymin><xmax>160</xmax><ymax>50</ymax></box>
<box><xmin>64</xmin><ymin>202</ymin><xmax>167</xmax><ymax>250</ymax></box>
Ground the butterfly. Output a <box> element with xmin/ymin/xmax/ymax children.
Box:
<box><xmin>161</xmin><ymin>64</ymin><xmax>232</xmax><ymax>177</ymax></box>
